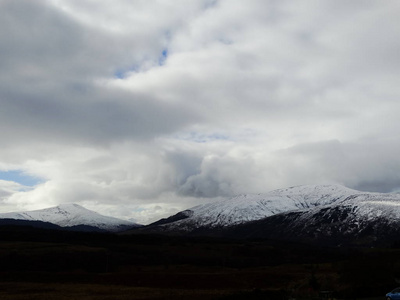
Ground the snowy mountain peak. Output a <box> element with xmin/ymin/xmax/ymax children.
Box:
<box><xmin>149</xmin><ymin>184</ymin><xmax>400</xmax><ymax>231</ymax></box>
<box><xmin>0</xmin><ymin>203</ymin><xmax>140</xmax><ymax>232</ymax></box>
<box><xmin>265</xmin><ymin>184</ymin><xmax>364</xmax><ymax>202</ymax></box>
<box><xmin>57</xmin><ymin>203</ymin><xmax>85</xmax><ymax>210</ymax></box>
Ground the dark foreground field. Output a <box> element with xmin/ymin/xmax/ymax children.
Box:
<box><xmin>0</xmin><ymin>225</ymin><xmax>399</xmax><ymax>299</ymax></box>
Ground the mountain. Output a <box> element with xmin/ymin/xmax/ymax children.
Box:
<box><xmin>145</xmin><ymin>185</ymin><xmax>361</xmax><ymax>231</ymax></box>
<box><xmin>0</xmin><ymin>203</ymin><xmax>140</xmax><ymax>232</ymax></box>
<box><xmin>224</xmin><ymin>193</ymin><xmax>400</xmax><ymax>246</ymax></box>
<box><xmin>138</xmin><ymin>185</ymin><xmax>400</xmax><ymax>246</ymax></box>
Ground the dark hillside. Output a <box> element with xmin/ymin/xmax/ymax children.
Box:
<box><xmin>221</xmin><ymin>210</ymin><xmax>400</xmax><ymax>247</ymax></box>
<box><xmin>0</xmin><ymin>224</ymin><xmax>399</xmax><ymax>299</ymax></box>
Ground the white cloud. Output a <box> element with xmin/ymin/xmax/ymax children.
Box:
<box><xmin>0</xmin><ymin>0</ymin><xmax>399</xmax><ymax>224</ymax></box>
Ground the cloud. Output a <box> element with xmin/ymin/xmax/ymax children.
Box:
<box><xmin>275</xmin><ymin>138</ymin><xmax>400</xmax><ymax>193</ymax></box>
<box><xmin>0</xmin><ymin>0</ymin><xmax>399</xmax><ymax>223</ymax></box>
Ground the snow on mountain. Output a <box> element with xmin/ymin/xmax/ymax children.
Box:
<box><xmin>148</xmin><ymin>184</ymin><xmax>400</xmax><ymax>232</ymax></box>
<box><xmin>287</xmin><ymin>190</ymin><xmax>400</xmax><ymax>234</ymax></box>
<box><xmin>0</xmin><ymin>203</ymin><xmax>140</xmax><ymax>232</ymax></box>
<box><xmin>222</xmin><ymin>190</ymin><xmax>400</xmax><ymax>246</ymax></box>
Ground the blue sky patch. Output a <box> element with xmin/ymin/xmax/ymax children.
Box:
<box><xmin>114</xmin><ymin>64</ymin><xmax>139</xmax><ymax>79</ymax></box>
<box><xmin>114</xmin><ymin>69</ymin><xmax>127</xmax><ymax>79</ymax></box>
<box><xmin>0</xmin><ymin>170</ymin><xmax>43</xmax><ymax>186</ymax></box>
<box><xmin>158</xmin><ymin>49</ymin><xmax>168</xmax><ymax>65</ymax></box>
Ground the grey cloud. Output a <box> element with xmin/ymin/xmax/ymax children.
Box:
<box><xmin>0</xmin><ymin>87</ymin><xmax>200</xmax><ymax>147</ymax></box>
<box><xmin>0</xmin><ymin>0</ymin><xmax>103</xmax><ymax>78</ymax></box>
<box><xmin>0</xmin><ymin>180</ymin><xmax>28</xmax><ymax>201</ymax></box>
<box><xmin>171</xmin><ymin>148</ymin><xmax>266</xmax><ymax>198</ymax></box>
<box><xmin>1</xmin><ymin>0</ymin><xmax>400</xmax><ymax>222</ymax></box>
<box><xmin>165</xmin><ymin>151</ymin><xmax>203</xmax><ymax>187</ymax></box>
<box><xmin>0</xmin><ymin>0</ymin><xmax>202</xmax><ymax>149</ymax></box>
<box><xmin>276</xmin><ymin>139</ymin><xmax>400</xmax><ymax>193</ymax></box>
<box><xmin>167</xmin><ymin>137</ymin><xmax>400</xmax><ymax>199</ymax></box>
<box><xmin>0</xmin><ymin>0</ymin><xmax>180</xmax><ymax>78</ymax></box>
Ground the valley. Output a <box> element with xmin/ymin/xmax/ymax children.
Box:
<box><xmin>0</xmin><ymin>225</ymin><xmax>399</xmax><ymax>299</ymax></box>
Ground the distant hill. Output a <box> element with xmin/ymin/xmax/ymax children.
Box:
<box><xmin>0</xmin><ymin>203</ymin><xmax>141</xmax><ymax>232</ymax></box>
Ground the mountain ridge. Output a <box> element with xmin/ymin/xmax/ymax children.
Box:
<box><xmin>147</xmin><ymin>184</ymin><xmax>363</xmax><ymax>230</ymax></box>
<box><xmin>134</xmin><ymin>184</ymin><xmax>400</xmax><ymax>246</ymax></box>
<box><xmin>0</xmin><ymin>203</ymin><xmax>141</xmax><ymax>232</ymax></box>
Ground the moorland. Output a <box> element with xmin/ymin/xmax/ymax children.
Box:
<box><xmin>0</xmin><ymin>225</ymin><xmax>399</xmax><ymax>299</ymax></box>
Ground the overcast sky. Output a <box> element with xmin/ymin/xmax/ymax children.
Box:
<box><xmin>0</xmin><ymin>0</ymin><xmax>399</xmax><ymax>224</ymax></box>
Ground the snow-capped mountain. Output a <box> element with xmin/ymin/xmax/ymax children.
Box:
<box><xmin>142</xmin><ymin>184</ymin><xmax>400</xmax><ymax>245</ymax></box>
<box><xmin>224</xmin><ymin>193</ymin><xmax>400</xmax><ymax>246</ymax></box>
<box><xmin>148</xmin><ymin>185</ymin><xmax>363</xmax><ymax>231</ymax></box>
<box><xmin>0</xmin><ymin>203</ymin><xmax>140</xmax><ymax>232</ymax></box>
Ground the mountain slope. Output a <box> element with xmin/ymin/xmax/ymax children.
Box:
<box><xmin>0</xmin><ymin>204</ymin><xmax>140</xmax><ymax>232</ymax></box>
<box><xmin>224</xmin><ymin>198</ymin><xmax>400</xmax><ymax>246</ymax></box>
<box><xmin>146</xmin><ymin>185</ymin><xmax>362</xmax><ymax>231</ymax></box>
<box><xmin>138</xmin><ymin>184</ymin><xmax>400</xmax><ymax>246</ymax></box>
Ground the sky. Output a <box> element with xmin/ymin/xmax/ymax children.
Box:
<box><xmin>0</xmin><ymin>0</ymin><xmax>400</xmax><ymax>224</ymax></box>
